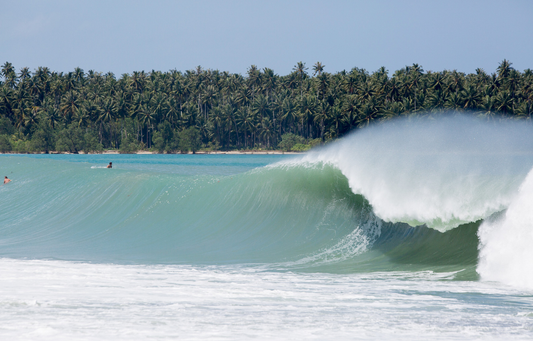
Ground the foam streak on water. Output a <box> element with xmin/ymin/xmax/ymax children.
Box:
<box><xmin>1</xmin><ymin>258</ymin><xmax>533</xmax><ymax>341</ymax></box>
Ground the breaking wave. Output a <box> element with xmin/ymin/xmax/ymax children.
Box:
<box><xmin>1</xmin><ymin>115</ymin><xmax>532</xmax><ymax>286</ymax></box>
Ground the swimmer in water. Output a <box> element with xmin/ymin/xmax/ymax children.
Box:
<box><xmin>107</xmin><ymin>162</ymin><xmax>112</xmax><ymax>168</ymax></box>
<box><xmin>4</xmin><ymin>176</ymin><xmax>11</xmax><ymax>184</ymax></box>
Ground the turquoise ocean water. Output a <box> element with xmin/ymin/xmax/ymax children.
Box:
<box><xmin>1</xmin><ymin>116</ymin><xmax>533</xmax><ymax>340</ymax></box>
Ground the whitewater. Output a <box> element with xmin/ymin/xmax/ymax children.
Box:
<box><xmin>1</xmin><ymin>115</ymin><xmax>533</xmax><ymax>340</ymax></box>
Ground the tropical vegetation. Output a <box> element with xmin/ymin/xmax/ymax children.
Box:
<box><xmin>0</xmin><ymin>60</ymin><xmax>531</xmax><ymax>153</ymax></box>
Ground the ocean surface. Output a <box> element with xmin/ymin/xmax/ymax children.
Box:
<box><xmin>1</xmin><ymin>116</ymin><xmax>533</xmax><ymax>340</ymax></box>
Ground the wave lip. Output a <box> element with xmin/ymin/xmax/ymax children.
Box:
<box><xmin>296</xmin><ymin>115</ymin><xmax>533</xmax><ymax>231</ymax></box>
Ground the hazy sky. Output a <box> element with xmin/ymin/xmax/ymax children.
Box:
<box><xmin>2</xmin><ymin>0</ymin><xmax>532</xmax><ymax>76</ymax></box>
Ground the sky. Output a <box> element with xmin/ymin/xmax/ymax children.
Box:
<box><xmin>1</xmin><ymin>0</ymin><xmax>532</xmax><ymax>77</ymax></box>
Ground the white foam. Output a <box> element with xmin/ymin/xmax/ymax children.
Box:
<box><xmin>295</xmin><ymin>116</ymin><xmax>533</xmax><ymax>231</ymax></box>
<box><xmin>1</xmin><ymin>258</ymin><xmax>532</xmax><ymax>340</ymax></box>
<box><xmin>478</xmin><ymin>167</ymin><xmax>533</xmax><ymax>289</ymax></box>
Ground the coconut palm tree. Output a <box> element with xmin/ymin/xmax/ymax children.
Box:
<box><xmin>314</xmin><ymin>100</ymin><xmax>329</xmax><ymax>140</ymax></box>
<box><xmin>251</xmin><ymin>94</ymin><xmax>270</xmax><ymax>119</ymax></box>
<box><xmin>460</xmin><ymin>85</ymin><xmax>481</xmax><ymax>109</ymax></box>
<box><xmin>60</xmin><ymin>91</ymin><xmax>80</xmax><ymax>123</ymax></box>
<box><xmin>293</xmin><ymin>62</ymin><xmax>308</xmax><ymax>99</ymax></box>
<box><xmin>298</xmin><ymin>95</ymin><xmax>316</xmax><ymax>138</ymax></box>
<box><xmin>1</xmin><ymin>62</ymin><xmax>17</xmax><ymax>88</ymax></box>
<box><xmin>312</xmin><ymin>62</ymin><xmax>325</xmax><ymax>76</ymax></box>
<box><xmin>494</xmin><ymin>90</ymin><xmax>513</xmax><ymax>115</ymax></box>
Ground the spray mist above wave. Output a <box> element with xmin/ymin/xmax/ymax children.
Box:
<box><xmin>292</xmin><ymin>114</ymin><xmax>533</xmax><ymax>231</ymax></box>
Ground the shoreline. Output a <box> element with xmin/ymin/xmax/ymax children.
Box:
<box><xmin>1</xmin><ymin>150</ymin><xmax>303</xmax><ymax>155</ymax></box>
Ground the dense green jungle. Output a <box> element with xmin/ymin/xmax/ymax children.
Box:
<box><xmin>0</xmin><ymin>60</ymin><xmax>531</xmax><ymax>154</ymax></box>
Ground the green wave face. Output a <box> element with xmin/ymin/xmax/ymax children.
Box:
<box><xmin>0</xmin><ymin>156</ymin><xmax>364</xmax><ymax>263</ymax></box>
<box><xmin>0</xmin><ymin>154</ymin><xmax>482</xmax><ymax>277</ymax></box>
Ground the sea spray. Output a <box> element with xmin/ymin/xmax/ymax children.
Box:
<box><xmin>478</xmin><ymin>167</ymin><xmax>533</xmax><ymax>289</ymax></box>
<box><xmin>298</xmin><ymin>115</ymin><xmax>533</xmax><ymax>231</ymax></box>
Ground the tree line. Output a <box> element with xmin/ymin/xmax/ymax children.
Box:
<box><xmin>0</xmin><ymin>60</ymin><xmax>531</xmax><ymax>153</ymax></box>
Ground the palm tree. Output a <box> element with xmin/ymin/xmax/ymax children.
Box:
<box><xmin>426</xmin><ymin>90</ymin><xmax>447</xmax><ymax>111</ymax></box>
<box><xmin>222</xmin><ymin>103</ymin><xmax>237</xmax><ymax>147</ymax></box>
<box><xmin>0</xmin><ymin>87</ymin><xmax>15</xmax><ymax>119</ymax></box>
<box><xmin>480</xmin><ymin>95</ymin><xmax>497</xmax><ymax>120</ymax></box>
<box><xmin>137</xmin><ymin>104</ymin><xmax>156</xmax><ymax>147</ymax></box>
<box><xmin>1</xmin><ymin>62</ymin><xmax>17</xmax><ymax>88</ymax></box>
<box><xmin>314</xmin><ymin>100</ymin><xmax>329</xmax><ymax>140</ymax></box>
<box><xmin>12</xmin><ymin>97</ymin><xmax>32</xmax><ymax>130</ymax></box>
<box><xmin>312</xmin><ymin>62</ymin><xmax>325</xmax><ymax>76</ymax></box>
<box><xmin>99</xmin><ymin>98</ymin><xmax>117</xmax><ymax>136</ymax></box>
<box><xmin>357</xmin><ymin>82</ymin><xmax>376</xmax><ymax>101</ymax></box>
<box><xmin>328</xmin><ymin>106</ymin><xmax>343</xmax><ymax>138</ymax></box>
<box><xmin>494</xmin><ymin>90</ymin><xmax>513</xmax><ymax>114</ymax></box>
<box><xmin>251</xmin><ymin>94</ymin><xmax>270</xmax><ymax>119</ymax></box>
<box><xmin>428</xmin><ymin>72</ymin><xmax>446</xmax><ymax>91</ymax></box>
<box><xmin>514</xmin><ymin>100</ymin><xmax>531</xmax><ymax>120</ymax></box>
<box><xmin>280</xmin><ymin>98</ymin><xmax>297</xmax><ymax>134</ymax></box>
<box><xmin>23</xmin><ymin>105</ymin><xmax>40</xmax><ymax>129</ymax></box>
<box><xmin>60</xmin><ymin>91</ymin><xmax>80</xmax><ymax>123</ymax></box>
<box><xmin>73</xmin><ymin>106</ymin><xmax>89</xmax><ymax>128</ymax></box>
<box><xmin>261</xmin><ymin>68</ymin><xmax>277</xmax><ymax>97</ymax></box>
<box><xmin>236</xmin><ymin>107</ymin><xmax>256</xmax><ymax>148</ymax></box>
<box><xmin>343</xmin><ymin>74</ymin><xmax>358</xmax><ymax>95</ymax></box>
<box><xmin>497</xmin><ymin>59</ymin><xmax>513</xmax><ymax>80</ymax></box>
<box><xmin>385</xmin><ymin>77</ymin><xmax>400</xmax><ymax>102</ymax></box>
<box><xmin>356</xmin><ymin>98</ymin><xmax>382</xmax><ymax>128</ymax></box>
<box><xmin>445</xmin><ymin>92</ymin><xmax>463</xmax><ymax>111</ymax></box>
<box><xmin>259</xmin><ymin>117</ymin><xmax>273</xmax><ymax>148</ymax></box>
<box><xmin>315</xmin><ymin>73</ymin><xmax>330</xmax><ymax>100</ymax></box>
<box><xmin>129</xmin><ymin>71</ymin><xmax>146</xmax><ymax>93</ymax></box>
<box><xmin>460</xmin><ymin>85</ymin><xmax>481</xmax><ymax>109</ymax></box>
<box><xmin>342</xmin><ymin>95</ymin><xmax>360</xmax><ymax>124</ymax></box>
<box><xmin>247</xmin><ymin>65</ymin><xmax>260</xmax><ymax>100</ymax></box>
<box><xmin>382</xmin><ymin>101</ymin><xmax>403</xmax><ymax>120</ymax></box>
<box><xmin>209</xmin><ymin>105</ymin><xmax>224</xmax><ymax>145</ymax></box>
<box><xmin>298</xmin><ymin>95</ymin><xmax>316</xmax><ymax>138</ymax></box>
<box><xmin>293</xmin><ymin>62</ymin><xmax>308</xmax><ymax>98</ymax></box>
<box><xmin>446</xmin><ymin>70</ymin><xmax>465</xmax><ymax>95</ymax></box>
